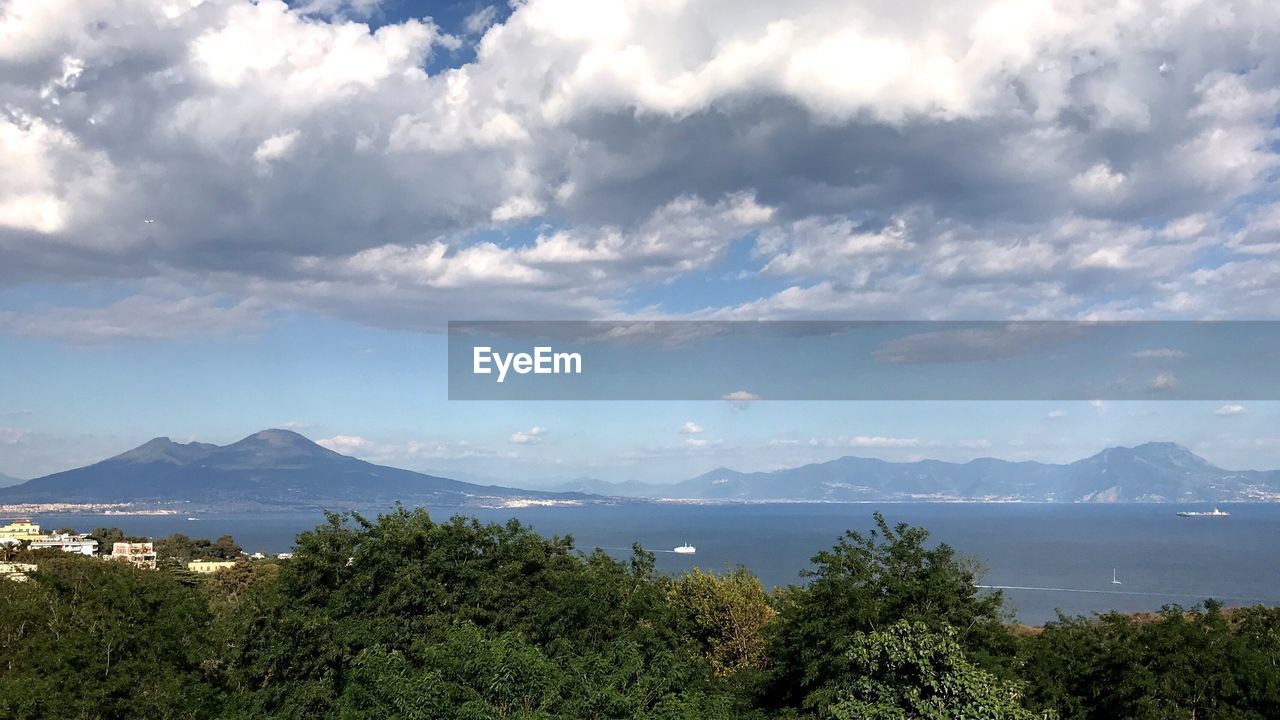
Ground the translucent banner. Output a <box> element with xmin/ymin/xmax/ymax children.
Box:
<box><xmin>447</xmin><ymin>321</ymin><xmax>1280</xmax><ymax>400</ymax></box>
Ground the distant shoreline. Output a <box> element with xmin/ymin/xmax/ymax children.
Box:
<box><xmin>8</xmin><ymin>498</ymin><xmax>1271</xmax><ymax>516</ymax></box>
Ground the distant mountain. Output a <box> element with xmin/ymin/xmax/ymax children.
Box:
<box><xmin>6</xmin><ymin>435</ymin><xmax>1277</xmax><ymax>507</ymax></box>
<box><xmin>586</xmin><ymin>443</ymin><xmax>1280</xmax><ymax>503</ymax></box>
<box><xmin>0</xmin><ymin>471</ymin><xmax>24</xmax><ymax>488</ymax></box>
<box><xmin>0</xmin><ymin>429</ymin><xmax>596</xmax><ymax>510</ymax></box>
<box><xmin>552</xmin><ymin>477</ymin><xmax>661</xmax><ymax>497</ymax></box>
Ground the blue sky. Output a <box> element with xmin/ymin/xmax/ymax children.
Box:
<box><xmin>3</xmin><ymin>0</ymin><xmax>1280</xmax><ymax>481</ymax></box>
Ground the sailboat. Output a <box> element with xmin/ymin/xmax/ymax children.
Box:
<box><xmin>1111</xmin><ymin>568</ymin><xmax>1121</xmax><ymax>585</ymax></box>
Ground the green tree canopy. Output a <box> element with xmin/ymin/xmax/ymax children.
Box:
<box><xmin>814</xmin><ymin>620</ymin><xmax>1040</xmax><ymax>720</ymax></box>
<box><xmin>767</xmin><ymin>511</ymin><xmax>1009</xmax><ymax>709</ymax></box>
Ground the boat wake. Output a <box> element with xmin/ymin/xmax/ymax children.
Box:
<box><xmin>976</xmin><ymin>584</ymin><xmax>1274</xmax><ymax>603</ymax></box>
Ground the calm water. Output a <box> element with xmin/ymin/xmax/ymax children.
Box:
<box><xmin>36</xmin><ymin>503</ymin><xmax>1280</xmax><ymax>625</ymax></box>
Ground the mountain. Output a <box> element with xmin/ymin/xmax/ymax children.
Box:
<box><xmin>551</xmin><ymin>477</ymin><xmax>660</xmax><ymax>497</ymax></box>
<box><xmin>0</xmin><ymin>429</ymin><xmax>595</xmax><ymax>509</ymax></box>
<box><xmin>6</xmin><ymin>435</ymin><xmax>1278</xmax><ymax>507</ymax></box>
<box><xmin>587</xmin><ymin>443</ymin><xmax>1280</xmax><ymax>503</ymax></box>
<box><xmin>0</xmin><ymin>471</ymin><xmax>23</xmax><ymax>488</ymax></box>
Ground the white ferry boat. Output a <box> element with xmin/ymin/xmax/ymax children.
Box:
<box><xmin>673</xmin><ymin>543</ymin><xmax>696</xmax><ymax>554</ymax></box>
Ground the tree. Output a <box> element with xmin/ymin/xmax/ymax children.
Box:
<box><xmin>217</xmin><ymin>507</ymin><xmax>738</xmax><ymax>718</ymax></box>
<box><xmin>155</xmin><ymin>532</ymin><xmax>244</xmax><ymax>566</ymax></box>
<box><xmin>667</xmin><ymin>566</ymin><xmax>776</xmax><ymax>676</ymax></box>
<box><xmin>1019</xmin><ymin>603</ymin><xmax>1280</xmax><ymax>719</ymax></box>
<box><xmin>0</xmin><ymin>554</ymin><xmax>221</xmax><ymax>719</ymax></box>
<box><xmin>87</xmin><ymin>527</ymin><xmax>125</xmax><ymax>554</ymax></box>
<box><xmin>814</xmin><ymin>621</ymin><xmax>1040</xmax><ymax>720</ymax></box>
<box><xmin>767</xmin><ymin>512</ymin><xmax>1011</xmax><ymax>710</ymax></box>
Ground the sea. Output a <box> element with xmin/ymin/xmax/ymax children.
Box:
<box><xmin>33</xmin><ymin>502</ymin><xmax>1280</xmax><ymax>625</ymax></box>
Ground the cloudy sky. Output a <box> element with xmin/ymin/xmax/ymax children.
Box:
<box><xmin>3</xmin><ymin>0</ymin><xmax>1280</xmax><ymax>482</ymax></box>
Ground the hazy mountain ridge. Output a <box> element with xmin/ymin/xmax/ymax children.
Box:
<box><xmin>7</xmin><ymin>435</ymin><xmax>1279</xmax><ymax>508</ymax></box>
<box><xmin>0</xmin><ymin>471</ymin><xmax>24</xmax><ymax>488</ymax></box>
<box><xmin>569</xmin><ymin>443</ymin><xmax>1280</xmax><ymax>503</ymax></box>
<box><xmin>0</xmin><ymin>429</ymin><xmax>597</xmax><ymax>510</ymax></box>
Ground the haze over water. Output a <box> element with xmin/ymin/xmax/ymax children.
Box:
<box><xmin>37</xmin><ymin>503</ymin><xmax>1280</xmax><ymax>625</ymax></box>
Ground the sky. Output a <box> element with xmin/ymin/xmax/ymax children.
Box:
<box><xmin>3</xmin><ymin>0</ymin><xmax>1280</xmax><ymax>483</ymax></box>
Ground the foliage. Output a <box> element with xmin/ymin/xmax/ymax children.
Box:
<box><xmin>0</xmin><ymin>554</ymin><xmax>220</xmax><ymax>720</ymax></box>
<box><xmin>812</xmin><ymin>620</ymin><xmax>1040</xmax><ymax>720</ymax></box>
<box><xmin>155</xmin><ymin>532</ymin><xmax>244</xmax><ymax>565</ymax></box>
<box><xmin>766</xmin><ymin>511</ymin><xmax>1011</xmax><ymax>709</ymax></box>
<box><xmin>0</xmin><ymin>510</ymin><xmax>1275</xmax><ymax>719</ymax></box>
<box><xmin>667</xmin><ymin>566</ymin><xmax>776</xmax><ymax>676</ymax></box>
<box><xmin>1019</xmin><ymin>601</ymin><xmax>1280</xmax><ymax>719</ymax></box>
<box><xmin>215</xmin><ymin>506</ymin><xmax>744</xmax><ymax>719</ymax></box>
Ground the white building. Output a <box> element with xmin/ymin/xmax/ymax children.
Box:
<box><xmin>30</xmin><ymin>533</ymin><xmax>98</xmax><ymax>556</ymax></box>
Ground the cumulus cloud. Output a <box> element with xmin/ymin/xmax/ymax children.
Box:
<box><xmin>510</xmin><ymin>426</ymin><xmax>548</xmax><ymax>444</ymax></box>
<box><xmin>318</xmin><ymin>434</ymin><xmax>499</xmax><ymax>462</ymax></box>
<box><xmin>1214</xmin><ymin>404</ymin><xmax>1247</xmax><ymax>416</ymax></box>
<box><xmin>679</xmin><ymin>421</ymin><xmax>704</xmax><ymax>435</ymax></box>
<box><xmin>1150</xmin><ymin>372</ymin><xmax>1179</xmax><ymax>391</ymax></box>
<box><xmin>315</xmin><ymin>434</ymin><xmax>373</xmax><ymax>455</ymax></box>
<box><xmin>3</xmin><ymin>0</ymin><xmax>1280</xmax><ymax>336</ymax></box>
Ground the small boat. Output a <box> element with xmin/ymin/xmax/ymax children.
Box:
<box><xmin>1177</xmin><ymin>507</ymin><xmax>1230</xmax><ymax>518</ymax></box>
<box><xmin>1111</xmin><ymin>568</ymin><xmax>1121</xmax><ymax>585</ymax></box>
<box><xmin>673</xmin><ymin>543</ymin><xmax>696</xmax><ymax>554</ymax></box>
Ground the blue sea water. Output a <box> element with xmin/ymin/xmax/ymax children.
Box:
<box><xmin>35</xmin><ymin>503</ymin><xmax>1280</xmax><ymax>625</ymax></box>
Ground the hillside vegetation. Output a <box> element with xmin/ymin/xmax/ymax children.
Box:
<box><xmin>1</xmin><ymin>509</ymin><xmax>1277</xmax><ymax>719</ymax></box>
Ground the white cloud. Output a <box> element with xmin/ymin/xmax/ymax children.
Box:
<box><xmin>316</xmin><ymin>434</ymin><xmax>372</xmax><ymax>454</ymax></box>
<box><xmin>845</xmin><ymin>436</ymin><xmax>919</xmax><ymax>449</ymax></box>
<box><xmin>0</xmin><ymin>295</ymin><xmax>264</xmax><ymax>343</ymax></box>
<box><xmin>1150</xmin><ymin>372</ymin><xmax>1179</xmax><ymax>391</ymax></box>
<box><xmin>464</xmin><ymin>6</ymin><xmax>500</xmax><ymax>36</ymax></box>
<box><xmin>679</xmin><ymin>421</ymin><xmax>704</xmax><ymax>435</ymax></box>
<box><xmin>1131</xmin><ymin>348</ymin><xmax>1187</xmax><ymax>359</ymax></box>
<box><xmin>1047</xmin><ymin>409</ymin><xmax>1068</xmax><ymax>419</ymax></box>
<box><xmin>3</xmin><ymin>0</ymin><xmax>1280</xmax><ymax>335</ymax></box>
<box><xmin>803</xmin><ymin>435</ymin><xmax>927</xmax><ymax>451</ymax></box>
<box><xmin>510</xmin><ymin>426</ymin><xmax>548</xmax><ymax>444</ymax></box>
<box><xmin>253</xmin><ymin>130</ymin><xmax>301</xmax><ymax>174</ymax></box>
<box><xmin>0</xmin><ymin>427</ymin><xmax>31</xmax><ymax>445</ymax></box>
<box><xmin>721</xmin><ymin>390</ymin><xmax>760</xmax><ymax>402</ymax></box>
<box><xmin>1214</xmin><ymin>404</ymin><xmax>1247</xmax><ymax>416</ymax></box>
<box><xmin>293</xmin><ymin>0</ymin><xmax>386</xmax><ymax>20</ymax></box>
<box><xmin>491</xmin><ymin>195</ymin><xmax>545</xmax><ymax>223</ymax></box>
<box><xmin>318</xmin><ymin>434</ymin><xmax>500</xmax><ymax>462</ymax></box>
<box><xmin>1071</xmin><ymin>163</ymin><xmax>1127</xmax><ymax>200</ymax></box>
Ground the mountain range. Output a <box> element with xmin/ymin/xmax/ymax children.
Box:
<box><xmin>0</xmin><ymin>471</ymin><xmax>23</xmax><ymax>489</ymax></box>
<box><xmin>3</xmin><ymin>433</ymin><xmax>1278</xmax><ymax>509</ymax></box>
<box><xmin>559</xmin><ymin>443</ymin><xmax>1280</xmax><ymax>503</ymax></box>
<box><xmin>0</xmin><ymin>429</ymin><xmax>594</xmax><ymax>510</ymax></box>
